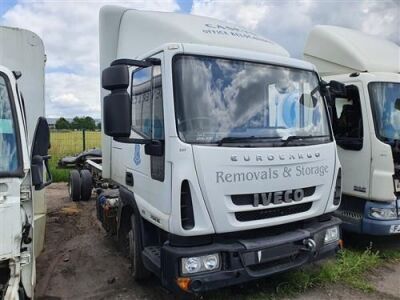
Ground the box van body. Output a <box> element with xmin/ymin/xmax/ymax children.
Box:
<box><xmin>304</xmin><ymin>25</ymin><xmax>400</xmax><ymax>235</ymax></box>
<box><xmin>0</xmin><ymin>26</ymin><xmax>50</xmax><ymax>299</ymax></box>
<box><xmin>98</xmin><ymin>6</ymin><xmax>342</xmax><ymax>293</ymax></box>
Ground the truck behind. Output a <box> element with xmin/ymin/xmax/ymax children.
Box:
<box><xmin>304</xmin><ymin>26</ymin><xmax>400</xmax><ymax>235</ymax></box>
<box><xmin>0</xmin><ymin>26</ymin><xmax>51</xmax><ymax>299</ymax></box>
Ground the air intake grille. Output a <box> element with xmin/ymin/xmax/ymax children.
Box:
<box><xmin>180</xmin><ymin>180</ymin><xmax>195</xmax><ymax>230</ymax></box>
<box><xmin>235</xmin><ymin>202</ymin><xmax>312</xmax><ymax>222</ymax></box>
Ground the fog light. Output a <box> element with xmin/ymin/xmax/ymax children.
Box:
<box><xmin>181</xmin><ymin>253</ymin><xmax>220</xmax><ymax>275</ymax></box>
<box><xmin>203</xmin><ymin>254</ymin><xmax>219</xmax><ymax>271</ymax></box>
<box><xmin>324</xmin><ymin>226</ymin><xmax>339</xmax><ymax>244</ymax></box>
<box><xmin>370</xmin><ymin>207</ymin><xmax>397</xmax><ymax>220</ymax></box>
<box><xmin>182</xmin><ymin>257</ymin><xmax>201</xmax><ymax>274</ymax></box>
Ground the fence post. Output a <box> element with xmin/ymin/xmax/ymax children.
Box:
<box><xmin>82</xmin><ymin>129</ymin><xmax>86</xmax><ymax>151</ymax></box>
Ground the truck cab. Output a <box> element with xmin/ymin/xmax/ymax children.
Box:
<box><xmin>304</xmin><ymin>26</ymin><xmax>400</xmax><ymax>235</ymax></box>
<box><xmin>98</xmin><ymin>6</ymin><xmax>342</xmax><ymax>293</ymax></box>
<box><xmin>0</xmin><ymin>27</ymin><xmax>50</xmax><ymax>299</ymax></box>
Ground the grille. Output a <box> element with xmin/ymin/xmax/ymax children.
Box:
<box><xmin>231</xmin><ymin>186</ymin><xmax>316</xmax><ymax>206</ymax></box>
<box><xmin>235</xmin><ymin>202</ymin><xmax>312</xmax><ymax>222</ymax></box>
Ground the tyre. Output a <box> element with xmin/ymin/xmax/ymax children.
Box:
<box><xmin>129</xmin><ymin>214</ymin><xmax>151</xmax><ymax>280</ymax></box>
<box><xmin>69</xmin><ymin>170</ymin><xmax>81</xmax><ymax>202</ymax></box>
<box><xmin>80</xmin><ymin>169</ymin><xmax>93</xmax><ymax>201</ymax></box>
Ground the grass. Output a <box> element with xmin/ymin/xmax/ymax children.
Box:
<box><xmin>208</xmin><ymin>245</ymin><xmax>400</xmax><ymax>300</ymax></box>
<box><xmin>49</xmin><ymin>130</ymin><xmax>101</xmax><ymax>182</ymax></box>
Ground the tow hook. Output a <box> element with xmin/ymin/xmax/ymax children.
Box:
<box><xmin>302</xmin><ymin>238</ymin><xmax>317</xmax><ymax>252</ymax></box>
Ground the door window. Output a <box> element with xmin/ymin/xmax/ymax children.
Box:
<box><xmin>333</xmin><ymin>85</ymin><xmax>363</xmax><ymax>150</ymax></box>
<box><xmin>0</xmin><ymin>74</ymin><xmax>21</xmax><ymax>175</ymax></box>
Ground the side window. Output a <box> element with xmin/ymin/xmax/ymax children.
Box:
<box><xmin>0</xmin><ymin>75</ymin><xmax>20</xmax><ymax>175</ymax></box>
<box><xmin>333</xmin><ymin>85</ymin><xmax>363</xmax><ymax>150</ymax></box>
<box><xmin>132</xmin><ymin>67</ymin><xmax>152</xmax><ymax>137</ymax></box>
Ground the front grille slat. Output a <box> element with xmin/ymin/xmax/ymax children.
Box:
<box><xmin>235</xmin><ymin>202</ymin><xmax>312</xmax><ymax>222</ymax></box>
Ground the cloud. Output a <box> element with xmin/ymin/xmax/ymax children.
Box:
<box><xmin>191</xmin><ymin>0</ymin><xmax>399</xmax><ymax>58</ymax></box>
<box><xmin>1</xmin><ymin>0</ymin><xmax>397</xmax><ymax>118</ymax></box>
<box><xmin>1</xmin><ymin>0</ymin><xmax>180</xmax><ymax>118</ymax></box>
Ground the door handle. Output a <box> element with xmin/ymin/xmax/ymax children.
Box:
<box><xmin>126</xmin><ymin>172</ymin><xmax>134</xmax><ymax>186</ymax></box>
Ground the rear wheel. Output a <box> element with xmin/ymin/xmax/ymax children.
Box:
<box><xmin>80</xmin><ymin>169</ymin><xmax>93</xmax><ymax>201</ymax></box>
<box><xmin>129</xmin><ymin>214</ymin><xmax>151</xmax><ymax>280</ymax></box>
<box><xmin>69</xmin><ymin>170</ymin><xmax>81</xmax><ymax>202</ymax></box>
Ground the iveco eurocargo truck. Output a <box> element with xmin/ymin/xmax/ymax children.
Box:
<box><xmin>304</xmin><ymin>25</ymin><xmax>400</xmax><ymax>235</ymax></box>
<box><xmin>0</xmin><ymin>26</ymin><xmax>51</xmax><ymax>299</ymax></box>
<box><xmin>93</xmin><ymin>6</ymin><xmax>343</xmax><ymax>294</ymax></box>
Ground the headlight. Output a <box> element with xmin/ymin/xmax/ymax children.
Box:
<box><xmin>370</xmin><ymin>207</ymin><xmax>397</xmax><ymax>220</ymax></box>
<box><xmin>324</xmin><ymin>226</ymin><xmax>340</xmax><ymax>244</ymax></box>
<box><xmin>181</xmin><ymin>253</ymin><xmax>220</xmax><ymax>275</ymax></box>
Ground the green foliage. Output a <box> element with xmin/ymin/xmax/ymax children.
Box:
<box><xmin>70</xmin><ymin>116</ymin><xmax>96</xmax><ymax>130</ymax></box>
<box><xmin>55</xmin><ymin>117</ymin><xmax>70</xmax><ymax>129</ymax></box>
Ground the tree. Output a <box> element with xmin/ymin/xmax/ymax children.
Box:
<box><xmin>96</xmin><ymin>122</ymin><xmax>101</xmax><ymax>130</ymax></box>
<box><xmin>71</xmin><ymin>116</ymin><xmax>96</xmax><ymax>130</ymax></box>
<box><xmin>55</xmin><ymin>117</ymin><xmax>70</xmax><ymax>130</ymax></box>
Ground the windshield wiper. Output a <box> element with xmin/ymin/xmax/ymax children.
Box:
<box><xmin>217</xmin><ymin>136</ymin><xmax>280</xmax><ymax>146</ymax></box>
<box><xmin>281</xmin><ymin>135</ymin><xmax>331</xmax><ymax>146</ymax></box>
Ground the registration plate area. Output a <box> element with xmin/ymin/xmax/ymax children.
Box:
<box><xmin>389</xmin><ymin>224</ymin><xmax>400</xmax><ymax>234</ymax></box>
<box><xmin>241</xmin><ymin>243</ymin><xmax>304</xmax><ymax>267</ymax></box>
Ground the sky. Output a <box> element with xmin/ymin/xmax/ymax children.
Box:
<box><xmin>0</xmin><ymin>0</ymin><xmax>398</xmax><ymax>118</ymax></box>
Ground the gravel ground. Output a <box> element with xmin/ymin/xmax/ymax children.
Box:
<box><xmin>35</xmin><ymin>183</ymin><xmax>400</xmax><ymax>300</ymax></box>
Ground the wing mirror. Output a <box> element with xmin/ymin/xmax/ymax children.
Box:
<box><xmin>395</xmin><ymin>98</ymin><xmax>400</xmax><ymax>111</ymax></box>
<box><xmin>327</xmin><ymin>80</ymin><xmax>347</xmax><ymax>98</ymax></box>
<box><xmin>31</xmin><ymin>117</ymin><xmax>52</xmax><ymax>190</ymax></box>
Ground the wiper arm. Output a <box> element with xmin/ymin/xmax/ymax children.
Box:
<box><xmin>281</xmin><ymin>135</ymin><xmax>331</xmax><ymax>146</ymax></box>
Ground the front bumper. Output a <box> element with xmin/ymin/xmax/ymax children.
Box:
<box><xmin>338</xmin><ymin>198</ymin><xmax>400</xmax><ymax>235</ymax></box>
<box><xmin>160</xmin><ymin>216</ymin><xmax>341</xmax><ymax>293</ymax></box>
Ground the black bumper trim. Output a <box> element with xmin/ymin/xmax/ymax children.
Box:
<box><xmin>160</xmin><ymin>216</ymin><xmax>341</xmax><ymax>293</ymax></box>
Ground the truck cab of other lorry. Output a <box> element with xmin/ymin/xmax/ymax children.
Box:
<box><xmin>0</xmin><ymin>27</ymin><xmax>51</xmax><ymax>300</ymax></box>
<box><xmin>304</xmin><ymin>25</ymin><xmax>400</xmax><ymax>235</ymax></box>
<box><xmin>99</xmin><ymin>6</ymin><xmax>342</xmax><ymax>294</ymax></box>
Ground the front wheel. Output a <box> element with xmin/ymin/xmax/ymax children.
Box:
<box><xmin>128</xmin><ymin>214</ymin><xmax>151</xmax><ymax>281</ymax></box>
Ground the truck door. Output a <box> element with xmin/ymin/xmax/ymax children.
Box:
<box><xmin>126</xmin><ymin>56</ymin><xmax>171</xmax><ymax>222</ymax></box>
<box><xmin>333</xmin><ymin>82</ymin><xmax>371</xmax><ymax>198</ymax></box>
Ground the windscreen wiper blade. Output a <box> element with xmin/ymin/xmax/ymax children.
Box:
<box><xmin>217</xmin><ymin>136</ymin><xmax>280</xmax><ymax>146</ymax></box>
<box><xmin>281</xmin><ymin>135</ymin><xmax>331</xmax><ymax>146</ymax></box>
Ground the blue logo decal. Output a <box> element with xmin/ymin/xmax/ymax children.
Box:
<box><xmin>134</xmin><ymin>144</ymin><xmax>141</xmax><ymax>166</ymax></box>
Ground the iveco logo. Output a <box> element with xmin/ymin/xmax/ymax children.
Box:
<box><xmin>253</xmin><ymin>189</ymin><xmax>305</xmax><ymax>207</ymax></box>
<box><xmin>230</xmin><ymin>152</ymin><xmax>320</xmax><ymax>162</ymax></box>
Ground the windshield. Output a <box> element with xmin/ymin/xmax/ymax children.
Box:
<box><xmin>0</xmin><ymin>74</ymin><xmax>20</xmax><ymax>175</ymax></box>
<box><xmin>369</xmin><ymin>82</ymin><xmax>400</xmax><ymax>141</ymax></box>
<box><xmin>173</xmin><ymin>55</ymin><xmax>331</xmax><ymax>145</ymax></box>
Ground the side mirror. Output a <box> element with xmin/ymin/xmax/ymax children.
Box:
<box><xmin>31</xmin><ymin>117</ymin><xmax>52</xmax><ymax>190</ymax></box>
<box><xmin>102</xmin><ymin>65</ymin><xmax>132</xmax><ymax>137</ymax></box>
<box><xmin>395</xmin><ymin>98</ymin><xmax>400</xmax><ymax>111</ymax></box>
<box><xmin>328</xmin><ymin>80</ymin><xmax>347</xmax><ymax>98</ymax></box>
<box><xmin>145</xmin><ymin>140</ymin><xmax>164</xmax><ymax>157</ymax></box>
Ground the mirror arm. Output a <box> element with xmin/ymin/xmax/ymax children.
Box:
<box><xmin>114</xmin><ymin>137</ymin><xmax>152</xmax><ymax>144</ymax></box>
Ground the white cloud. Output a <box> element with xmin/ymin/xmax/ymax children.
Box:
<box><xmin>1</xmin><ymin>0</ymin><xmax>179</xmax><ymax>118</ymax></box>
<box><xmin>1</xmin><ymin>0</ymin><xmax>398</xmax><ymax>118</ymax></box>
<box><xmin>191</xmin><ymin>0</ymin><xmax>399</xmax><ymax>58</ymax></box>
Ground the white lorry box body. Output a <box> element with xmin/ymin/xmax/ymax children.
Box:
<box><xmin>304</xmin><ymin>25</ymin><xmax>400</xmax><ymax>235</ymax></box>
<box><xmin>0</xmin><ymin>26</ymin><xmax>47</xmax><ymax>299</ymax></box>
<box><xmin>98</xmin><ymin>6</ymin><xmax>342</xmax><ymax>293</ymax></box>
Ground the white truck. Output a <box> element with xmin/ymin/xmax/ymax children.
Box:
<box><xmin>68</xmin><ymin>6</ymin><xmax>343</xmax><ymax>294</ymax></box>
<box><xmin>304</xmin><ymin>25</ymin><xmax>400</xmax><ymax>235</ymax></box>
<box><xmin>0</xmin><ymin>27</ymin><xmax>51</xmax><ymax>299</ymax></box>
